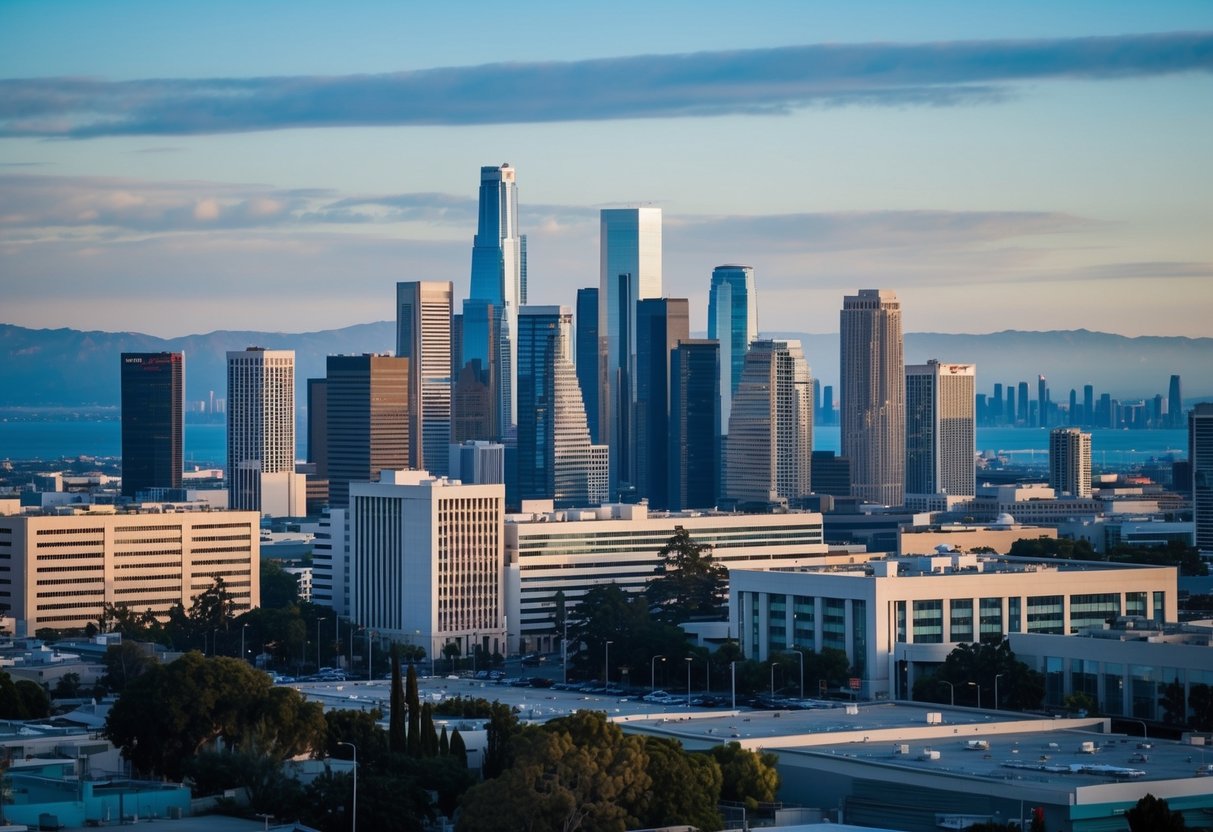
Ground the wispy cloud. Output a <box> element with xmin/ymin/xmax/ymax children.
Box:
<box><xmin>2</xmin><ymin>32</ymin><xmax>1210</xmax><ymax>138</ymax></box>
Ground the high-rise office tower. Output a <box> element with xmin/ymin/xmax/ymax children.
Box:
<box><xmin>905</xmin><ymin>361</ymin><xmax>976</xmax><ymax>497</ymax></box>
<box><xmin>575</xmin><ymin>287</ymin><xmax>600</xmax><ymax>443</ymax></box>
<box><xmin>1068</xmin><ymin>389</ymin><xmax>1078</xmax><ymax>426</ymax></box>
<box><xmin>599</xmin><ymin>207</ymin><xmax>662</xmax><ymax>495</ymax></box>
<box><xmin>841</xmin><ymin>290</ymin><xmax>905</xmax><ymax>506</ymax></box>
<box><xmin>396</xmin><ymin>281</ymin><xmax>452</xmax><ymax>476</ymax></box>
<box><xmin>227</xmin><ymin>348</ymin><xmax>304</xmax><ymax>516</ymax></box>
<box><xmin>306</xmin><ymin>377</ymin><xmax>329</xmax><ymax>510</ymax></box>
<box><xmin>992</xmin><ymin>383</ymin><xmax>1003</xmax><ymax>425</ymax></box>
<box><xmin>1191</xmin><ymin>403</ymin><xmax>1213</xmax><ymax>554</ymax></box>
<box><xmin>635</xmin><ymin>297</ymin><xmax>689</xmax><ymax>509</ymax></box>
<box><xmin>1049</xmin><ymin>427</ymin><xmax>1092</xmax><ymax>498</ymax></box>
<box><xmin>467</xmin><ymin>163</ymin><xmax>521</xmax><ymax>433</ymax></box>
<box><xmin>325</xmin><ymin>354</ymin><xmax>410</xmax><ymax>507</ymax></box>
<box><xmin>707</xmin><ymin>265</ymin><xmax>759</xmax><ymax>442</ymax></box>
<box><xmin>822</xmin><ymin>385</ymin><xmax>835</xmax><ymax>426</ymax></box>
<box><xmin>726</xmin><ymin>339</ymin><xmax>813</xmax><ymax>505</ymax></box>
<box><xmin>453</xmin><ymin>300</ymin><xmax>497</xmax><ymax>443</ymax></box>
<box><xmin>1169</xmin><ymin>375</ymin><xmax>1184</xmax><ymax>429</ymax></box>
<box><xmin>1084</xmin><ymin>385</ymin><xmax>1095</xmax><ymax>429</ymax></box>
<box><xmin>668</xmin><ymin>340</ymin><xmax>721</xmax><ymax>511</ymax></box>
<box><xmin>1017</xmin><ymin>381</ymin><xmax>1029</xmax><ymax>425</ymax></box>
<box><xmin>120</xmin><ymin>352</ymin><xmax>183</xmax><ymax>498</ymax></box>
<box><xmin>1005</xmin><ymin>385</ymin><xmax>1015</xmax><ymax>425</ymax></box>
<box><xmin>517</xmin><ymin>306</ymin><xmax>600</xmax><ymax>507</ymax></box>
<box><xmin>1038</xmin><ymin>375</ymin><xmax>1049</xmax><ymax>429</ymax></box>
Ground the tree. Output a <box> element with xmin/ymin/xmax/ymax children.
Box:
<box><xmin>553</xmin><ymin>589</ymin><xmax>568</xmax><ymax>647</ymax></box>
<box><xmin>52</xmin><ymin>672</ymin><xmax>82</xmax><ymax>699</ymax></box>
<box><xmin>1160</xmin><ymin>677</ymin><xmax>1188</xmax><ymax>725</ymax></box>
<box><xmin>458</xmin><ymin>710</ymin><xmax>651</xmax><ymax>832</ymax></box>
<box><xmin>639</xmin><ymin>737</ymin><xmax>723</xmax><ymax>831</ymax></box>
<box><xmin>708</xmin><ymin>742</ymin><xmax>780</xmax><ymax>810</ymax></box>
<box><xmin>101</xmin><ymin>641</ymin><xmax>158</xmax><ymax>693</ymax></box>
<box><xmin>567</xmin><ymin>583</ymin><xmax>691</xmax><ymax>685</ymax></box>
<box><xmin>324</xmin><ymin>708</ymin><xmax>389</xmax><ymax>771</ymax></box>
<box><xmin>481</xmin><ymin>702</ymin><xmax>519</xmax><ymax>779</ymax></box>
<box><xmin>449</xmin><ymin>729</ymin><xmax>468</xmax><ymax>766</ymax></box>
<box><xmin>920</xmin><ymin>638</ymin><xmax>1043</xmax><ymax>711</ymax></box>
<box><xmin>14</xmin><ymin>680</ymin><xmax>50</xmax><ymax>720</ymax></box>
<box><xmin>260</xmin><ymin>560</ymin><xmax>301</xmax><ymax>608</ymax></box>
<box><xmin>646</xmin><ymin>527</ymin><xmax>727</xmax><ymax>622</ymax></box>
<box><xmin>1189</xmin><ymin>683</ymin><xmax>1213</xmax><ymax>732</ymax></box>
<box><xmin>1008</xmin><ymin>537</ymin><xmax>1098</xmax><ymax>561</ymax></box>
<box><xmin>105</xmin><ymin>653</ymin><xmax>324</xmax><ymax>780</ymax></box>
<box><xmin>1126</xmin><ymin>793</ymin><xmax>1186</xmax><ymax>832</ymax></box>
<box><xmin>406</xmin><ymin>662</ymin><xmax>422</xmax><ymax>757</ymax></box>
<box><xmin>390</xmin><ymin>644</ymin><xmax>407</xmax><ymax>755</ymax></box>
<box><xmin>420</xmin><ymin>702</ymin><xmax>439</xmax><ymax>757</ymax></box>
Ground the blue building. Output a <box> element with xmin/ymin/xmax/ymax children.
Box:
<box><xmin>668</xmin><ymin>339</ymin><xmax>720</xmax><ymax>511</ymax></box>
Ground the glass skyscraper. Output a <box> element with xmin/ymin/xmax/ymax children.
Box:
<box><xmin>707</xmin><ymin>264</ymin><xmax>758</xmax><ymax>441</ymax></box>
<box><xmin>669</xmin><ymin>339</ymin><xmax>720</xmax><ymax>511</ymax></box>
<box><xmin>635</xmin><ymin>297</ymin><xmax>689</xmax><ymax>509</ymax></box>
<box><xmin>397</xmin><ymin>280</ymin><xmax>452</xmax><ymax>476</ymax></box>
<box><xmin>905</xmin><ymin>360</ymin><xmax>976</xmax><ymax>497</ymax></box>
<box><xmin>120</xmin><ymin>352</ymin><xmax>183</xmax><ymax>498</ymax></box>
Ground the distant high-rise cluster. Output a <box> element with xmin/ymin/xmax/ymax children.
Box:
<box><xmin>976</xmin><ymin>371</ymin><xmax>1187</xmax><ymax>430</ymax></box>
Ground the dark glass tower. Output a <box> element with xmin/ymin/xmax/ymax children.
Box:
<box><xmin>575</xmin><ymin>287</ymin><xmax>600</xmax><ymax>444</ymax></box>
<box><xmin>668</xmin><ymin>340</ymin><xmax>720</xmax><ymax>511</ymax></box>
<box><xmin>120</xmin><ymin>352</ymin><xmax>183</xmax><ymax>498</ymax></box>
<box><xmin>635</xmin><ymin>297</ymin><xmax>689</xmax><ymax>509</ymax></box>
<box><xmin>325</xmin><ymin>354</ymin><xmax>409</xmax><ymax>507</ymax></box>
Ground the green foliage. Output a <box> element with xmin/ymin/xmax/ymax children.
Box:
<box><xmin>449</xmin><ymin>729</ymin><xmax>468</xmax><ymax>766</ymax></box>
<box><xmin>1126</xmin><ymin>793</ymin><xmax>1186</xmax><ymax>832</ymax></box>
<box><xmin>646</xmin><ymin>527</ymin><xmax>728</xmax><ymax>622</ymax></box>
<box><xmin>420</xmin><ymin>702</ymin><xmax>440</xmax><ymax>757</ymax></box>
<box><xmin>389</xmin><ymin>644</ymin><xmax>406</xmax><ymax>755</ymax></box>
<box><xmin>439</xmin><ymin>724</ymin><xmax>449</xmax><ymax>756</ymax></box>
<box><xmin>101</xmin><ymin>641</ymin><xmax>158</xmax><ymax>693</ymax></box>
<box><xmin>324</xmin><ymin>708</ymin><xmax>389</xmax><ymax>770</ymax></box>
<box><xmin>433</xmin><ymin>695</ymin><xmax>497</xmax><ymax>718</ymax></box>
<box><xmin>481</xmin><ymin>701</ymin><xmax>519</xmax><ymax>779</ymax></box>
<box><xmin>15</xmin><ymin>680</ymin><xmax>50</xmax><ymax>719</ymax></box>
<box><xmin>405</xmin><ymin>660</ymin><xmax>421</xmax><ymax>757</ymax></box>
<box><xmin>1009</xmin><ymin>536</ymin><xmax>1207</xmax><ymax>576</ymax></box>
<box><xmin>52</xmin><ymin>672</ymin><xmax>81</xmax><ymax>699</ymax></box>
<box><xmin>917</xmin><ymin>638</ymin><xmax>1043</xmax><ymax>711</ymax></box>
<box><xmin>1008</xmin><ymin>536</ymin><xmax>1098</xmax><ymax>560</ymax></box>
<box><xmin>640</xmin><ymin>738</ymin><xmax>723</xmax><ymax>831</ymax></box>
<box><xmin>260</xmin><ymin>560</ymin><xmax>301</xmax><ymax>608</ymax></box>
<box><xmin>567</xmin><ymin>583</ymin><xmax>692</xmax><ymax>685</ymax></box>
<box><xmin>708</xmin><ymin>742</ymin><xmax>780</xmax><ymax>810</ymax></box>
<box><xmin>1063</xmin><ymin>691</ymin><xmax>1098</xmax><ymax>716</ymax></box>
<box><xmin>104</xmin><ymin>653</ymin><xmax>325</xmax><ymax>780</ymax></box>
<box><xmin>186</xmin><ymin>750</ymin><xmax>304</xmax><ymax>815</ymax></box>
<box><xmin>458</xmin><ymin>711</ymin><xmax>651</xmax><ymax>832</ymax></box>
<box><xmin>0</xmin><ymin>671</ymin><xmax>39</xmax><ymax>719</ymax></box>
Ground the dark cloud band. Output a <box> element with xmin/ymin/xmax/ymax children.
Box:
<box><xmin>2</xmin><ymin>32</ymin><xmax>1210</xmax><ymax>137</ymax></box>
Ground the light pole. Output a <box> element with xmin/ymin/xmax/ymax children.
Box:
<box><xmin>791</xmin><ymin>649</ymin><xmax>805</xmax><ymax>700</ymax></box>
<box><xmin>604</xmin><ymin>640</ymin><xmax>613</xmax><ymax>687</ymax></box>
<box><xmin>337</xmin><ymin>741</ymin><xmax>357</xmax><ymax>832</ymax></box>
<box><xmin>241</xmin><ymin>623</ymin><xmax>249</xmax><ymax>664</ymax></box>
<box><xmin>994</xmin><ymin>673</ymin><xmax>1004</xmax><ymax>710</ymax></box>
<box><xmin>770</xmin><ymin>663</ymin><xmax>777</xmax><ymax>700</ymax></box>
<box><xmin>316</xmin><ymin>617</ymin><xmax>326</xmax><ymax>672</ymax></box>
<box><xmin>941</xmin><ymin>680</ymin><xmax>955</xmax><ymax>707</ymax></box>
<box><xmin>366</xmin><ymin>629</ymin><xmax>373</xmax><ymax>681</ymax></box>
<box><xmin>968</xmin><ymin>680</ymin><xmax>982</xmax><ymax>710</ymax></box>
<box><xmin>730</xmin><ymin>661</ymin><xmax>737</xmax><ymax>710</ymax></box>
<box><xmin>685</xmin><ymin>657</ymin><xmax>693</xmax><ymax>708</ymax></box>
<box><xmin>650</xmin><ymin>655</ymin><xmax>665</xmax><ymax>689</ymax></box>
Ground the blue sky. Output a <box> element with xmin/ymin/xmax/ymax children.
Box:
<box><xmin>1</xmin><ymin>1</ymin><xmax>1211</xmax><ymax>338</ymax></box>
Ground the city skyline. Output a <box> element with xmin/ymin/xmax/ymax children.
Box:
<box><xmin>2</xmin><ymin>3</ymin><xmax>1211</xmax><ymax>339</ymax></box>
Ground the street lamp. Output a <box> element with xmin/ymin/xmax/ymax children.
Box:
<box><xmin>337</xmin><ymin>741</ymin><xmax>358</xmax><ymax>832</ymax></box>
<box><xmin>604</xmin><ymin>640</ymin><xmax>613</xmax><ymax>687</ymax></box>
<box><xmin>791</xmin><ymin>649</ymin><xmax>805</xmax><ymax>701</ymax></box>
<box><xmin>685</xmin><ymin>657</ymin><xmax>693</xmax><ymax>708</ymax></box>
<box><xmin>316</xmin><ymin>617</ymin><xmax>326</xmax><ymax>672</ymax></box>
<box><xmin>968</xmin><ymin>680</ymin><xmax>982</xmax><ymax>710</ymax></box>
<box><xmin>650</xmin><ymin>655</ymin><xmax>665</xmax><ymax>689</ymax></box>
<box><xmin>241</xmin><ymin>623</ymin><xmax>249</xmax><ymax>664</ymax></box>
<box><xmin>994</xmin><ymin>673</ymin><xmax>1004</xmax><ymax>710</ymax></box>
<box><xmin>941</xmin><ymin>680</ymin><xmax>955</xmax><ymax>707</ymax></box>
<box><xmin>366</xmin><ymin>629</ymin><xmax>373</xmax><ymax>681</ymax></box>
<box><xmin>770</xmin><ymin>662</ymin><xmax>777</xmax><ymax>700</ymax></box>
<box><xmin>730</xmin><ymin>661</ymin><xmax>737</xmax><ymax>710</ymax></box>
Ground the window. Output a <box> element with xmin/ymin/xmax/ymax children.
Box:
<box><xmin>949</xmin><ymin>599</ymin><xmax>973</xmax><ymax>642</ymax></box>
<box><xmin>912</xmin><ymin>599</ymin><xmax>943</xmax><ymax>644</ymax></box>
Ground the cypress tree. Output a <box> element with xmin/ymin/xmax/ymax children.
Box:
<box><xmin>406</xmin><ymin>662</ymin><xmax>422</xmax><ymax>757</ymax></box>
<box><xmin>449</xmin><ymin>728</ymin><xmax>468</xmax><ymax>766</ymax></box>
<box><xmin>439</xmin><ymin>724</ymin><xmax>450</xmax><ymax>756</ymax></box>
<box><xmin>388</xmin><ymin>643</ymin><xmax>406</xmax><ymax>754</ymax></box>
<box><xmin>421</xmin><ymin>702</ymin><xmax>439</xmax><ymax>757</ymax></box>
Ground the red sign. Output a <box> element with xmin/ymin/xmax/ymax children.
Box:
<box><xmin>849</xmin><ymin>677</ymin><xmax>861</xmax><ymax>690</ymax></box>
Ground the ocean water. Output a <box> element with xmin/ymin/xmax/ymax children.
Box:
<box><xmin>0</xmin><ymin>420</ymin><xmax>1188</xmax><ymax>468</ymax></box>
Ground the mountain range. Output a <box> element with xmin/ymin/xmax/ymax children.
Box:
<box><xmin>1</xmin><ymin>322</ymin><xmax>1208</xmax><ymax>410</ymax></box>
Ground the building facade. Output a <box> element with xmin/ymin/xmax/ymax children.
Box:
<box><xmin>707</xmin><ymin>265</ymin><xmax>759</xmax><ymax>449</ymax></box>
<box><xmin>599</xmin><ymin>207</ymin><xmax>662</xmax><ymax>495</ymax></box>
<box><xmin>634</xmin><ymin>297</ymin><xmax>689</xmax><ymax>509</ymax></box>
<box><xmin>120</xmin><ymin>352</ymin><xmax>183</xmax><ymax>498</ymax></box>
<box><xmin>505</xmin><ymin>502</ymin><xmax>830</xmax><ymax>654</ymax></box>
<box><xmin>226</xmin><ymin>348</ymin><xmax>304</xmax><ymax>516</ymax></box>
<box><xmin>1192</xmin><ymin>402</ymin><xmax>1213</xmax><ymax>554</ymax></box>
<box><xmin>731</xmin><ymin>554</ymin><xmax>1177</xmax><ymax>699</ymax></box>
<box><xmin>0</xmin><ymin>507</ymin><xmax>260</xmax><ymax>635</ymax></box>
<box><xmin>1049</xmin><ymin>427</ymin><xmax>1093</xmax><ymax>498</ymax></box>
<box><xmin>324</xmin><ymin>354</ymin><xmax>410</xmax><ymax>507</ymax></box>
<box><xmin>668</xmin><ymin>339</ymin><xmax>721</xmax><ymax>511</ymax></box>
<box><xmin>396</xmin><ymin>281</ymin><xmax>452</xmax><ymax>476</ymax></box>
<box><xmin>349</xmin><ymin>470</ymin><xmax>505</xmax><ymax>662</ymax></box>
<box><xmin>725</xmin><ymin>339</ymin><xmax>813</xmax><ymax>505</ymax></box>
<box><xmin>575</xmin><ymin>287</ymin><xmax>600</xmax><ymax>444</ymax></box>
<box><xmin>905</xmin><ymin>360</ymin><xmax>976</xmax><ymax>498</ymax></box>
<box><xmin>841</xmin><ymin>289</ymin><xmax>905</xmax><ymax>507</ymax></box>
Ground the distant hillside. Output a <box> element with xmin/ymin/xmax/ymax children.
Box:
<box><xmin>1</xmin><ymin>323</ymin><xmax>1209</xmax><ymax>408</ymax></box>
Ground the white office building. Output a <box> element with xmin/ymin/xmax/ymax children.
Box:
<box><xmin>397</xmin><ymin>281</ymin><xmax>453</xmax><ymax>476</ymax></box>
<box><xmin>226</xmin><ymin>348</ymin><xmax>305</xmax><ymax>516</ymax></box>
<box><xmin>350</xmin><ymin>470</ymin><xmax>505</xmax><ymax>662</ymax></box>
<box><xmin>905</xmin><ymin>360</ymin><xmax>975</xmax><ymax>498</ymax></box>
<box><xmin>730</xmin><ymin>554</ymin><xmax>1177</xmax><ymax>699</ymax></box>
<box><xmin>1050</xmin><ymin>427</ymin><xmax>1093</xmax><ymax>498</ymax></box>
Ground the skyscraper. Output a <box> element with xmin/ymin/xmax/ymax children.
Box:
<box><xmin>1017</xmin><ymin>381</ymin><xmax>1029</xmax><ymax>425</ymax></box>
<box><xmin>517</xmin><ymin>306</ymin><xmax>600</xmax><ymax>507</ymax></box>
<box><xmin>325</xmin><ymin>354</ymin><xmax>410</xmax><ymax>507</ymax></box>
<box><xmin>840</xmin><ymin>289</ymin><xmax>905</xmax><ymax>507</ymax></box>
<box><xmin>1190</xmin><ymin>403</ymin><xmax>1213</xmax><ymax>555</ymax></box>
<box><xmin>306</xmin><ymin>377</ymin><xmax>329</xmax><ymax>510</ymax></box>
<box><xmin>120</xmin><ymin>352</ymin><xmax>183</xmax><ymax>498</ymax></box>
<box><xmin>1083</xmin><ymin>384</ymin><xmax>1095</xmax><ymax>429</ymax></box>
<box><xmin>1169</xmin><ymin>375</ymin><xmax>1184</xmax><ymax>428</ymax></box>
<box><xmin>575</xmin><ymin>287</ymin><xmax>600</xmax><ymax>443</ymax></box>
<box><xmin>726</xmin><ymin>339</ymin><xmax>813</xmax><ymax>505</ymax></box>
<box><xmin>599</xmin><ymin>207</ymin><xmax>662</xmax><ymax>494</ymax></box>
<box><xmin>634</xmin><ymin>297</ymin><xmax>689</xmax><ymax>509</ymax></box>
<box><xmin>396</xmin><ymin>281</ymin><xmax>452</xmax><ymax>476</ymax></box>
<box><xmin>453</xmin><ymin>300</ymin><xmax>497</xmax><ymax>443</ymax></box>
<box><xmin>707</xmin><ymin>265</ymin><xmax>759</xmax><ymax>442</ymax></box>
<box><xmin>668</xmin><ymin>339</ymin><xmax>720</xmax><ymax>511</ymax></box>
<box><xmin>227</xmin><ymin>348</ymin><xmax>304</xmax><ymax>516</ymax></box>
<box><xmin>467</xmin><ymin>163</ymin><xmax>521</xmax><ymax>433</ymax></box>
<box><xmin>905</xmin><ymin>361</ymin><xmax>976</xmax><ymax>497</ymax></box>
<box><xmin>1038</xmin><ymin>375</ymin><xmax>1049</xmax><ymax>428</ymax></box>
<box><xmin>1049</xmin><ymin>427</ymin><xmax>1092</xmax><ymax>498</ymax></box>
